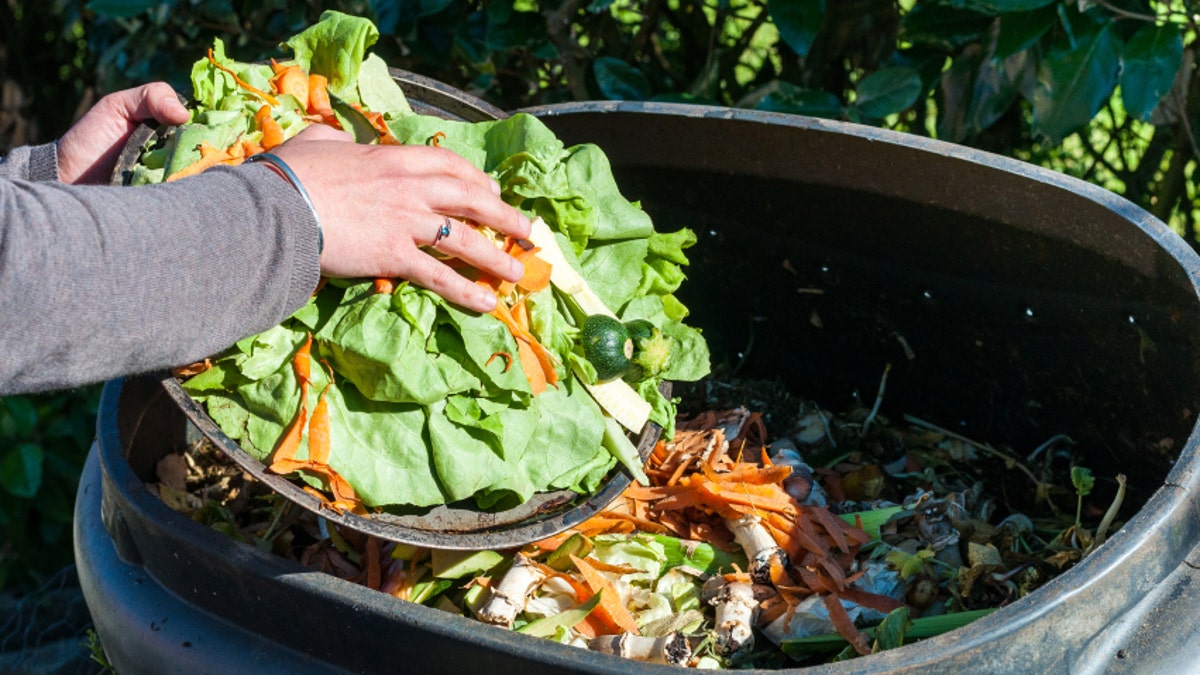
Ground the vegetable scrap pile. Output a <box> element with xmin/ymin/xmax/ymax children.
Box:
<box><xmin>156</xmin><ymin>373</ymin><xmax>1129</xmax><ymax>668</ymax></box>
<box><xmin>142</xmin><ymin>12</ymin><xmax>709</xmax><ymax>512</ymax></box>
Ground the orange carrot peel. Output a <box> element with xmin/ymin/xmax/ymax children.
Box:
<box><xmin>570</xmin><ymin>554</ymin><xmax>641</xmax><ymax>636</ymax></box>
<box><xmin>208</xmin><ymin>49</ymin><xmax>279</xmax><ymax>106</ymax></box>
<box><xmin>268</xmin><ymin>337</ymin><xmax>365</xmax><ymax>514</ymax></box>
<box><xmin>269</xmin><ymin>60</ymin><xmax>310</xmax><ymax>105</ymax></box>
<box><xmin>254</xmin><ymin>105</ymin><xmax>285</xmax><ymax>150</ymax></box>
<box><xmin>166</xmin><ymin>141</ymin><xmax>243</xmax><ymax>182</ymax></box>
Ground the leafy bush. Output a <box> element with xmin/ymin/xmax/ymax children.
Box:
<box><xmin>8</xmin><ymin>1</ymin><xmax>1199</xmax><ymax>231</ymax></box>
<box><xmin>1</xmin><ymin>0</ymin><xmax>1197</xmax><ymax>590</ymax></box>
<box><xmin>0</xmin><ymin>389</ymin><xmax>99</xmax><ymax>591</ymax></box>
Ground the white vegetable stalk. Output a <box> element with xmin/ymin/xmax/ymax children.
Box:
<box><xmin>726</xmin><ymin>513</ymin><xmax>788</xmax><ymax>583</ymax></box>
<box><xmin>702</xmin><ymin>577</ymin><xmax>759</xmax><ymax>656</ymax></box>
<box><xmin>588</xmin><ymin>632</ymin><xmax>692</xmax><ymax>665</ymax></box>
<box><xmin>526</xmin><ymin>216</ymin><xmax>651</xmax><ymax>432</ymax></box>
<box><xmin>477</xmin><ymin>553</ymin><xmax>547</xmax><ymax>627</ymax></box>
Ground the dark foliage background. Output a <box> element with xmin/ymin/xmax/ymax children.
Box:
<box><xmin>2</xmin><ymin>0</ymin><xmax>1198</xmax><ymax>592</ymax></box>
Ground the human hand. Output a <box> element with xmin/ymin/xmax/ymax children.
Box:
<box><xmin>271</xmin><ymin>125</ymin><xmax>533</xmax><ymax>313</ymax></box>
<box><xmin>57</xmin><ymin>83</ymin><xmax>190</xmax><ymax>185</ymax></box>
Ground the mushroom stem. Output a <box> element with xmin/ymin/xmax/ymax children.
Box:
<box><xmin>726</xmin><ymin>513</ymin><xmax>788</xmax><ymax>583</ymax></box>
<box><xmin>703</xmin><ymin>577</ymin><xmax>759</xmax><ymax>656</ymax></box>
<box><xmin>476</xmin><ymin>553</ymin><xmax>546</xmax><ymax>627</ymax></box>
<box><xmin>588</xmin><ymin>632</ymin><xmax>692</xmax><ymax>665</ymax></box>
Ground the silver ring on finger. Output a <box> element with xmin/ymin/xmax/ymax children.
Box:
<box><xmin>432</xmin><ymin>216</ymin><xmax>452</xmax><ymax>247</ymax></box>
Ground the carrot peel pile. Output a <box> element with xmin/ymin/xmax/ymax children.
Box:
<box><xmin>548</xmin><ymin>410</ymin><xmax>891</xmax><ymax>654</ymax></box>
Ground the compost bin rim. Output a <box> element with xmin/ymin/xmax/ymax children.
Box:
<box><xmin>87</xmin><ymin>96</ymin><xmax>1200</xmax><ymax>673</ymax></box>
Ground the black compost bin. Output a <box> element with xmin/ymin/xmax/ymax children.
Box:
<box><xmin>75</xmin><ymin>100</ymin><xmax>1200</xmax><ymax>674</ymax></box>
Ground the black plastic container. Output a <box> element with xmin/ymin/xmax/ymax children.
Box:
<box><xmin>76</xmin><ymin>100</ymin><xmax>1200</xmax><ymax>673</ymax></box>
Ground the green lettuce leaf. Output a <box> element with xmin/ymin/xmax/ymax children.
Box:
<box><xmin>284</xmin><ymin>10</ymin><xmax>379</xmax><ymax>99</ymax></box>
<box><xmin>358</xmin><ymin>54</ymin><xmax>412</xmax><ymax>119</ymax></box>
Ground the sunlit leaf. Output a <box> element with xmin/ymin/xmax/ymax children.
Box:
<box><xmin>593</xmin><ymin>57</ymin><xmax>652</xmax><ymax>101</ymax></box>
<box><xmin>854</xmin><ymin>66</ymin><xmax>923</xmax><ymax>119</ymax></box>
<box><xmin>1120</xmin><ymin>23</ymin><xmax>1183</xmax><ymax>121</ymax></box>
<box><xmin>768</xmin><ymin>0</ymin><xmax>825</xmax><ymax>58</ymax></box>
<box><xmin>1032</xmin><ymin>23</ymin><xmax>1119</xmax><ymax>144</ymax></box>
<box><xmin>885</xmin><ymin>547</ymin><xmax>935</xmax><ymax>579</ymax></box>
<box><xmin>0</xmin><ymin>443</ymin><xmax>44</xmax><ymax>499</ymax></box>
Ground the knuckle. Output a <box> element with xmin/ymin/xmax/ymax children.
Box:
<box><xmin>452</xmin><ymin>179</ymin><xmax>477</xmax><ymax>208</ymax></box>
<box><xmin>426</xmin><ymin>262</ymin><xmax>459</xmax><ymax>291</ymax></box>
<box><xmin>430</xmin><ymin>146</ymin><xmax>462</xmax><ymax>173</ymax></box>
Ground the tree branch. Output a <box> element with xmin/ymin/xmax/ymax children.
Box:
<box><xmin>1092</xmin><ymin>0</ymin><xmax>1160</xmax><ymax>22</ymax></box>
<box><xmin>545</xmin><ymin>0</ymin><xmax>592</xmax><ymax>101</ymax></box>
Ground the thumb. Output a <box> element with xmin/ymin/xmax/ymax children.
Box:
<box><xmin>124</xmin><ymin>83</ymin><xmax>190</xmax><ymax>126</ymax></box>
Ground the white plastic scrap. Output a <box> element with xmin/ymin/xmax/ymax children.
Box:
<box><xmin>759</xmin><ymin>562</ymin><xmax>904</xmax><ymax>645</ymax></box>
<box><xmin>792</xmin><ymin>410</ymin><xmax>834</xmax><ymax>445</ymax></box>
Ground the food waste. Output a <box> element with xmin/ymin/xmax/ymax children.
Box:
<box><xmin>156</xmin><ymin>376</ymin><xmax>1127</xmax><ymax>668</ymax></box>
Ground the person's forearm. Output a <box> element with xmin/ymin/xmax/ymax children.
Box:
<box><xmin>0</xmin><ymin>163</ymin><xmax>320</xmax><ymax>394</ymax></box>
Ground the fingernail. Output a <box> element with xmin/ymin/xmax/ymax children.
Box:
<box><xmin>489</xmin><ymin>178</ymin><xmax>502</xmax><ymax>195</ymax></box>
<box><xmin>509</xmin><ymin>259</ymin><xmax>525</xmax><ymax>281</ymax></box>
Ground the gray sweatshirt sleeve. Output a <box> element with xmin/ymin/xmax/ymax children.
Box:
<box><xmin>0</xmin><ymin>143</ymin><xmax>321</xmax><ymax>394</ymax></box>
